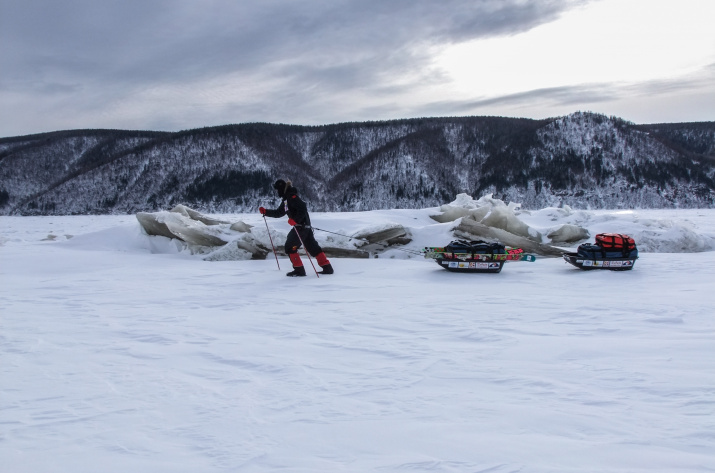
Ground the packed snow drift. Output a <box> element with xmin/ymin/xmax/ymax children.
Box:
<box><xmin>134</xmin><ymin>194</ymin><xmax>715</xmax><ymax>261</ymax></box>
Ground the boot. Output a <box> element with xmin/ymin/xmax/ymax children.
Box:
<box><xmin>316</xmin><ymin>252</ymin><xmax>333</xmax><ymax>274</ymax></box>
<box><xmin>286</xmin><ymin>266</ymin><xmax>306</xmax><ymax>277</ymax></box>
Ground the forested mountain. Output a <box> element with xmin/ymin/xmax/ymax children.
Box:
<box><xmin>1</xmin><ymin>112</ymin><xmax>713</xmax><ymax>215</ymax></box>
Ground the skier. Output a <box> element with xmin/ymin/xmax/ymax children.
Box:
<box><xmin>260</xmin><ymin>179</ymin><xmax>334</xmax><ymax>277</ymax></box>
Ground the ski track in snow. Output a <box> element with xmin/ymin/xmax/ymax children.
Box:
<box><xmin>1</xmin><ymin>211</ymin><xmax>715</xmax><ymax>472</ymax></box>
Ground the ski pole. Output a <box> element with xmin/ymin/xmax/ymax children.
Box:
<box><xmin>263</xmin><ymin>215</ymin><xmax>281</xmax><ymax>270</ymax></box>
<box><xmin>293</xmin><ymin>226</ymin><xmax>319</xmax><ymax>278</ymax></box>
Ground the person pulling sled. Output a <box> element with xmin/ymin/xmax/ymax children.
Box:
<box><xmin>260</xmin><ymin>179</ymin><xmax>334</xmax><ymax>277</ymax></box>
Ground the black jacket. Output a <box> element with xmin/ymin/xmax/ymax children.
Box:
<box><xmin>264</xmin><ymin>185</ymin><xmax>311</xmax><ymax>226</ymax></box>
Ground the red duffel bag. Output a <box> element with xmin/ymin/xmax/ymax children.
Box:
<box><xmin>595</xmin><ymin>233</ymin><xmax>636</xmax><ymax>251</ymax></box>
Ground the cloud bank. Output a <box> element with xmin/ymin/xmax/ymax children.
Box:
<box><xmin>1</xmin><ymin>0</ymin><xmax>712</xmax><ymax>137</ymax></box>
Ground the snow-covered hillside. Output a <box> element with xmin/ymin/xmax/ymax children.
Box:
<box><xmin>2</xmin><ymin>202</ymin><xmax>715</xmax><ymax>472</ymax></box>
<box><xmin>1</xmin><ymin>113</ymin><xmax>714</xmax><ymax>215</ymax></box>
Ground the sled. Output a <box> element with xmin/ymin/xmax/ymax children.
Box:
<box><xmin>562</xmin><ymin>253</ymin><xmax>637</xmax><ymax>271</ymax></box>
<box><xmin>563</xmin><ymin>233</ymin><xmax>638</xmax><ymax>271</ymax></box>
<box><xmin>423</xmin><ymin>240</ymin><xmax>535</xmax><ymax>273</ymax></box>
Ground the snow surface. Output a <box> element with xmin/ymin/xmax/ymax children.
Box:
<box><xmin>2</xmin><ymin>205</ymin><xmax>715</xmax><ymax>472</ymax></box>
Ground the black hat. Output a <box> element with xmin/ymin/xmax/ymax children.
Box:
<box><xmin>273</xmin><ymin>179</ymin><xmax>288</xmax><ymax>198</ymax></box>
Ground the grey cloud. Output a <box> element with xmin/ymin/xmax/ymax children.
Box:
<box><xmin>468</xmin><ymin>85</ymin><xmax>616</xmax><ymax>108</ymax></box>
<box><xmin>408</xmin><ymin>63</ymin><xmax>715</xmax><ymax>120</ymax></box>
<box><xmin>390</xmin><ymin>84</ymin><xmax>616</xmax><ymax>119</ymax></box>
<box><xmin>1</xmin><ymin>0</ymin><xmax>588</xmax><ymax>90</ymax></box>
<box><xmin>633</xmin><ymin>64</ymin><xmax>715</xmax><ymax>96</ymax></box>
<box><xmin>0</xmin><ymin>0</ymin><xmax>596</xmax><ymax>134</ymax></box>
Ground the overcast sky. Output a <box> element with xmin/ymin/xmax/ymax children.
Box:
<box><xmin>1</xmin><ymin>0</ymin><xmax>714</xmax><ymax>137</ymax></box>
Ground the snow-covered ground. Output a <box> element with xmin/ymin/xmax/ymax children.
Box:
<box><xmin>2</xmin><ymin>203</ymin><xmax>715</xmax><ymax>472</ymax></box>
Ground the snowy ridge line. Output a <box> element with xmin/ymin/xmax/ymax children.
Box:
<box><xmin>1</xmin><ymin>112</ymin><xmax>714</xmax><ymax>215</ymax></box>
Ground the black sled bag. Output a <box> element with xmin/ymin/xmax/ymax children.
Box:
<box><xmin>437</xmin><ymin>240</ymin><xmax>507</xmax><ymax>273</ymax></box>
<box><xmin>576</xmin><ymin>244</ymin><xmax>638</xmax><ymax>259</ymax></box>
<box><xmin>445</xmin><ymin>240</ymin><xmax>506</xmax><ymax>257</ymax></box>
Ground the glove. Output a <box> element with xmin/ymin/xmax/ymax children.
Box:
<box><xmin>259</xmin><ymin>207</ymin><xmax>266</xmax><ymax>215</ymax></box>
<box><xmin>288</xmin><ymin>218</ymin><xmax>297</xmax><ymax>226</ymax></box>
